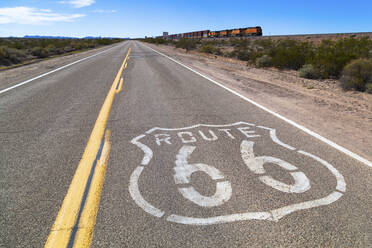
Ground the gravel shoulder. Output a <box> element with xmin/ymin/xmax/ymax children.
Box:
<box><xmin>0</xmin><ymin>43</ymin><xmax>122</xmax><ymax>91</ymax></box>
<box><xmin>144</xmin><ymin>43</ymin><xmax>372</xmax><ymax>162</ymax></box>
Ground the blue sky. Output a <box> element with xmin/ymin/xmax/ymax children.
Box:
<box><xmin>0</xmin><ymin>0</ymin><xmax>371</xmax><ymax>38</ymax></box>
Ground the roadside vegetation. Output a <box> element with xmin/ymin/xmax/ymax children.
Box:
<box><xmin>143</xmin><ymin>37</ymin><xmax>372</xmax><ymax>93</ymax></box>
<box><xmin>0</xmin><ymin>38</ymin><xmax>122</xmax><ymax>68</ymax></box>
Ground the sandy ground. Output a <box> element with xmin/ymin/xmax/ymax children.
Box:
<box><xmin>145</xmin><ymin>43</ymin><xmax>372</xmax><ymax>162</ymax></box>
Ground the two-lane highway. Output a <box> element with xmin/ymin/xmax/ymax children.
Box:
<box><xmin>1</xmin><ymin>41</ymin><xmax>371</xmax><ymax>247</ymax></box>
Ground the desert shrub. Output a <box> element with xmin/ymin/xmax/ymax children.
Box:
<box><xmin>71</xmin><ymin>42</ymin><xmax>82</xmax><ymax>50</ymax></box>
<box><xmin>256</xmin><ymin>55</ymin><xmax>272</xmax><ymax>68</ymax></box>
<box><xmin>63</xmin><ymin>46</ymin><xmax>74</xmax><ymax>53</ymax></box>
<box><xmin>143</xmin><ymin>36</ymin><xmax>372</xmax><ymax>82</ymax></box>
<box><xmin>200</xmin><ymin>44</ymin><xmax>215</xmax><ymax>53</ymax></box>
<box><xmin>230</xmin><ymin>38</ymin><xmax>250</xmax><ymax>49</ymax></box>
<box><xmin>339</xmin><ymin>59</ymin><xmax>372</xmax><ymax>91</ymax></box>
<box><xmin>8</xmin><ymin>48</ymin><xmax>27</xmax><ymax>63</ymax></box>
<box><xmin>365</xmin><ymin>84</ymin><xmax>372</xmax><ymax>94</ymax></box>
<box><xmin>45</xmin><ymin>45</ymin><xmax>57</xmax><ymax>55</ymax></box>
<box><xmin>96</xmin><ymin>38</ymin><xmax>115</xmax><ymax>46</ymax></box>
<box><xmin>175</xmin><ymin>38</ymin><xmax>197</xmax><ymax>51</ymax></box>
<box><xmin>269</xmin><ymin>40</ymin><xmax>314</xmax><ymax>70</ymax></box>
<box><xmin>312</xmin><ymin>38</ymin><xmax>372</xmax><ymax>78</ymax></box>
<box><xmin>0</xmin><ymin>37</ymin><xmax>121</xmax><ymax>66</ymax></box>
<box><xmin>167</xmin><ymin>40</ymin><xmax>177</xmax><ymax>46</ymax></box>
<box><xmin>31</xmin><ymin>47</ymin><xmax>49</xmax><ymax>58</ymax></box>
<box><xmin>158</xmin><ymin>38</ymin><xmax>168</xmax><ymax>44</ymax></box>
<box><xmin>312</xmin><ymin>40</ymin><xmax>353</xmax><ymax>78</ymax></box>
<box><xmin>55</xmin><ymin>47</ymin><xmax>65</xmax><ymax>54</ymax></box>
<box><xmin>202</xmin><ymin>39</ymin><xmax>226</xmax><ymax>47</ymax></box>
<box><xmin>0</xmin><ymin>47</ymin><xmax>11</xmax><ymax>66</ymax></box>
<box><xmin>0</xmin><ymin>46</ymin><xmax>27</xmax><ymax>65</ymax></box>
<box><xmin>299</xmin><ymin>64</ymin><xmax>320</xmax><ymax>79</ymax></box>
<box><xmin>231</xmin><ymin>46</ymin><xmax>261</xmax><ymax>62</ymax></box>
<box><xmin>254</xmin><ymin>39</ymin><xmax>274</xmax><ymax>50</ymax></box>
<box><xmin>143</xmin><ymin>37</ymin><xmax>168</xmax><ymax>45</ymax></box>
<box><xmin>236</xmin><ymin>49</ymin><xmax>251</xmax><ymax>61</ymax></box>
<box><xmin>199</xmin><ymin>44</ymin><xmax>221</xmax><ymax>55</ymax></box>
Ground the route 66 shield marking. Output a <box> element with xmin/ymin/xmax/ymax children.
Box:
<box><xmin>129</xmin><ymin>122</ymin><xmax>346</xmax><ymax>225</ymax></box>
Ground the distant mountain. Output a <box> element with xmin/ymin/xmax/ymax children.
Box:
<box><xmin>24</xmin><ymin>35</ymin><xmax>78</xmax><ymax>39</ymax></box>
<box><xmin>83</xmin><ymin>36</ymin><xmax>101</xmax><ymax>39</ymax></box>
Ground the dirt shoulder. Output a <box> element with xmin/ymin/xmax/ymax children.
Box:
<box><xmin>145</xmin><ymin>42</ymin><xmax>372</xmax><ymax>162</ymax></box>
<box><xmin>0</xmin><ymin>43</ymin><xmax>122</xmax><ymax>91</ymax></box>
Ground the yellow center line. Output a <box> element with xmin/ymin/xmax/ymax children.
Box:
<box><xmin>44</xmin><ymin>46</ymin><xmax>131</xmax><ymax>248</ymax></box>
<box><xmin>73</xmin><ymin>129</ymin><xmax>111</xmax><ymax>248</ymax></box>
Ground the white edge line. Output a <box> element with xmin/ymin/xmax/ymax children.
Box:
<box><xmin>142</xmin><ymin>42</ymin><xmax>372</xmax><ymax>168</ymax></box>
<box><xmin>0</xmin><ymin>43</ymin><xmax>125</xmax><ymax>95</ymax></box>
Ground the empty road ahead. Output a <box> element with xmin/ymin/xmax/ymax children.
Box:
<box><xmin>1</xmin><ymin>41</ymin><xmax>371</xmax><ymax>247</ymax></box>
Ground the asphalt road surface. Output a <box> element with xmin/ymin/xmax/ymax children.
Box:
<box><xmin>1</xmin><ymin>41</ymin><xmax>371</xmax><ymax>247</ymax></box>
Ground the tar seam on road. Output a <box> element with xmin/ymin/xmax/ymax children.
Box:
<box><xmin>44</xmin><ymin>45</ymin><xmax>131</xmax><ymax>248</ymax></box>
<box><xmin>116</xmin><ymin>77</ymin><xmax>124</xmax><ymax>91</ymax></box>
<box><xmin>0</xmin><ymin>43</ymin><xmax>125</xmax><ymax>96</ymax></box>
<box><xmin>142</xmin><ymin>43</ymin><xmax>372</xmax><ymax>168</ymax></box>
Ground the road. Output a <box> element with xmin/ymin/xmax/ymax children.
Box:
<box><xmin>0</xmin><ymin>40</ymin><xmax>371</xmax><ymax>247</ymax></box>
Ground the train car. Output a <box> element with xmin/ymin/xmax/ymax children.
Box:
<box><xmin>208</xmin><ymin>31</ymin><xmax>218</xmax><ymax>38</ymax></box>
<box><xmin>219</xmin><ymin>30</ymin><xmax>228</xmax><ymax>37</ymax></box>
<box><xmin>202</xmin><ymin>30</ymin><xmax>209</xmax><ymax>38</ymax></box>
<box><xmin>193</xmin><ymin>31</ymin><xmax>200</xmax><ymax>38</ymax></box>
<box><xmin>158</xmin><ymin>26</ymin><xmax>262</xmax><ymax>40</ymax></box>
<box><xmin>241</xmin><ymin>26</ymin><xmax>262</xmax><ymax>36</ymax></box>
<box><xmin>208</xmin><ymin>31</ymin><xmax>216</xmax><ymax>37</ymax></box>
<box><xmin>230</xmin><ymin>29</ymin><xmax>242</xmax><ymax>37</ymax></box>
<box><xmin>181</xmin><ymin>30</ymin><xmax>210</xmax><ymax>39</ymax></box>
<box><xmin>191</xmin><ymin>31</ymin><xmax>200</xmax><ymax>38</ymax></box>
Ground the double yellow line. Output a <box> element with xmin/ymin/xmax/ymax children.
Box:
<box><xmin>45</xmin><ymin>47</ymin><xmax>131</xmax><ymax>248</ymax></box>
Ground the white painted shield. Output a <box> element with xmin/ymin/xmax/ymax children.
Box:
<box><xmin>129</xmin><ymin>122</ymin><xmax>346</xmax><ymax>225</ymax></box>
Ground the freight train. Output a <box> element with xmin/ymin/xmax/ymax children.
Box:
<box><xmin>159</xmin><ymin>27</ymin><xmax>262</xmax><ymax>39</ymax></box>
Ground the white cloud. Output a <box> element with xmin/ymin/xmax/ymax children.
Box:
<box><xmin>60</xmin><ymin>0</ymin><xmax>95</xmax><ymax>8</ymax></box>
<box><xmin>92</xmin><ymin>9</ymin><xmax>117</xmax><ymax>13</ymax></box>
<box><xmin>0</xmin><ymin>7</ymin><xmax>84</xmax><ymax>25</ymax></box>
